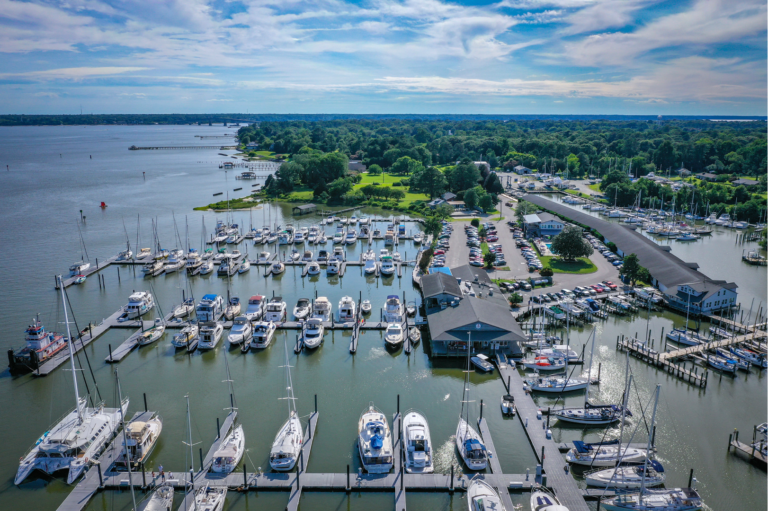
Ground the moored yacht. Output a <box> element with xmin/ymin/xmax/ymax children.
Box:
<box><xmin>403</xmin><ymin>410</ymin><xmax>433</xmax><ymax>473</ymax></box>
<box><xmin>327</xmin><ymin>259</ymin><xmax>340</xmax><ymax>275</ymax></box>
<box><xmin>139</xmin><ymin>484</ymin><xmax>174</xmax><ymax>510</ymax></box>
<box><xmin>307</xmin><ymin>261</ymin><xmax>321</xmax><ymax>275</ymax></box>
<box><xmin>117</xmin><ymin>412</ymin><xmax>163</xmax><ymax>470</ymax></box>
<box><xmin>171</xmin><ymin>324</ymin><xmax>199</xmax><ymax>349</ymax></box>
<box><xmin>211</xmin><ymin>424</ymin><xmax>244</xmax><ymax>473</ymax></box>
<box><xmin>383</xmin><ymin>294</ymin><xmax>404</xmax><ymax>322</ymax></box>
<box><xmin>138</xmin><ymin>318</ymin><xmax>166</xmax><ymax>346</ymax></box>
<box><xmin>364</xmin><ymin>258</ymin><xmax>377</xmax><ymax>274</ymax></box>
<box><xmin>358</xmin><ymin>403</ymin><xmax>394</xmax><ymax>473</ymax></box>
<box><xmin>529</xmin><ymin>486</ymin><xmax>567</xmax><ymax>511</ymax></box>
<box><xmin>585</xmin><ymin>460</ymin><xmax>666</xmax><ymax>488</ymax></box>
<box><xmin>265</xmin><ymin>297</ymin><xmax>287</xmax><ymax>322</ymax></box>
<box><xmin>294</xmin><ymin>298</ymin><xmax>311</xmax><ymax>320</ymax></box>
<box><xmin>191</xmin><ymin>485</ymin><xmax>227</xmax><ymax>511</ymax></box>
<box><xmin>302</xmin><ymin>318</ymin><xmax>324</xmax><ymax>349</ymax></box>
<box><xmin>380</xmin><ymin>256</ymin><xmax>395</xmax><ymax>275</ymax></box>
<box><xmin>198</xmin><ymin>322</ymin><xmax>224</xmax><ymax>350</ymax></box>
<box><xmin>69</xmin><ymin>260</ymin><xmax>91</xmax><ymax>276</ymax></box>
<box><xmin>312</xmin><ymin>297</ymin><xmax>332</xmax><ymax>321</ymax></box>
<box><xmin>345</xmin><ymin>229</ymin><xmax>358</xmax><ymax>244</ymax></box>
<box><xmin>118</xmin><ymin>291</ymin><xmax>155</xmax><ymax>322</ymax></box>
<box><xmin>338</xmin><ymin>296</ymin><xmax>356</xmax><ymax>322</ymax></box>
<box><xmin>250</xmin><ymin>321</ymin><xmax>277</xmax><ymax>349</ymax></box>
<box><xmin>245</xmin><ymin>295</ymin><xmax>265</xmax><ymax>321</ymax></box>
<box><xmin>224</xmin><ymin>297</ymin><xmax>241</xmax><ymax>321</ymax></box>
<box><xmin>456</xmin><ymin>417</ymin><xmax>487</xmax><ymax>471</ymax></box>
<box><xmin>196</xmin><ymin>294</ymin><xmax>224</xmax><ymax>322</ymax></box>
<box><xmin>565</xmin><ymin>440</ymin><xmax>648</xmax><ymax>467</ymax></box>
<box><xmin>468</xmin><ymin>476</ymin><xmax>507</xmax><ymax>511</ymax></box>
<box><xmin>524</xmin><ymin>374</ymin><xmax>590</xmax><ymax>393</ymax></box>
<box><xmin>227</xmin><ymin>316</ymin><xmax>252</xmax><ymax>345</ymax></box>
<box><xmin>270</xmin><ymin>338</ymin><xmax>304</xmax><ymax>471</ymax></box>
<box><xmin>384</xmin><ymin>323</ymin><xmax>405</xmax><ymax>347</ymax></box>
<box><xmin>9</xmin><ymin>314</ymin><xmax>67</xmax><ymax>370</ymax></box>
<box><xmin>271</xmin><ymin>261</ymin><xmax>285</xmax><ymax>275</ymax></box>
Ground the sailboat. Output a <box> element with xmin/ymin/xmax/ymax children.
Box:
<box><xmin>211</xmin><ymin>358</ymin><xmax>244</xmax><ymax>473</ymax></box>
<box><xmin>270</xmin><ymin>337</ymin><xmax>304</xmax><ymax>471</ymax></box>
<box><xmin>666</xmin><ymin>293</ymin><xmax>705</xmax><ymax>346</ymax></box>
<box><xmin>553</xmin><ymin>332</ymin><xmax>629</xmax><ymax>425</ymax></box>
<box><xmin>15</xmin><ymin>276</ymin><xmax>129</xmax><ymax>485</ymax></box>
<box><xmin>456</xmin><ymin>332</ymin><xmax>488</xmax><ymax>471</ymax></box>
<box><xmin>117</xmin><ymin>219</ymin><xmax>133</xmax><ymax>260</ymax></box>
<box><xmin>69</xmin><ymin>221</ymin><xmax>91</xmax><ymax>276</ymax></box>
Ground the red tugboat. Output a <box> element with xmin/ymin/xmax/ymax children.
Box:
<box><xmin>8</xmin><ymin>314</ymin><xmax>67</xmax><ymax>372</ymax></box>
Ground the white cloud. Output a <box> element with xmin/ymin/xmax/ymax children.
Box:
<box><xmin>0</xmin><ymin>67</ymin><xmax>149</xmax><ymax>80</ymax></box>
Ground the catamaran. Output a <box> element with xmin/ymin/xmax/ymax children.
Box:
<box><xmin>403</xmin><ymin>410</ymin><xmax>433</xmax><ymax>473</ymax></box>
<box><xmin>270</xmin><ymin>338</ymin><xmax>304</xmax><ymax>471</ymax></box>
<box><xmin>456</xmin><ymin>333</ymin><xmax>488</xmax><ymax>471</ymax></box>
<box><xmin>15</xmin><ymin>276</ymin><xmax>129</xmax><ymax>486</ymax></box>
<box><xmin>358</xmin><ymin>403</ymin><xmax>394</xmax><ymax>473</ymax></box>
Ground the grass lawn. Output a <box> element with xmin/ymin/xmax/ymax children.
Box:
<box><xmin>587</xmin><ymin>183</ymin><xmax>602</xmax><ymax>193</ymax></box>
<box><xmin>353</xmin><ymin>172</ymin><xmax>429</xmax><ymax>206</ymax></box>
<box><xmin>539</xmin><ymin>255</ymin><xmax>597</xmax><ymax>274</ymax></box>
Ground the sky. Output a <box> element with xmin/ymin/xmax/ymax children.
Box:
<box><xmin>0</xmin><ymin>0</ymin><xmax>766</xmax><ymax>115</ymax></box>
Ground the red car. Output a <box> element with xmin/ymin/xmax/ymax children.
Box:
<box><xmin>487</xmin><ymin>236</ymin><xmax>499</xmax><ymax>242</ymax></box>
<box><xmin>434</xmin><ymin>249</ymin><xmax>445</xmax><ymax>255</ymax></box>
<box><xmin>603</xmin><ymin>281</ymin><xmax>617</xmax><ymax>290</ymax></box>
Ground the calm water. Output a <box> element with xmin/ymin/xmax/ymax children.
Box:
<box><xmin>0</xmin><ymin>127</ymin><xmax>765</xmax><ymax>511</ymax></box>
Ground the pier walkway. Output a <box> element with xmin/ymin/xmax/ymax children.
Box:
<box><xmin>660</xmin><ymin>331</ymin><xmax>767</xmax><ymax>362</ymax></box>
<box><xmin>496</xmin><ymin>364</ymin><xmax>590</xmax><ymax>511</ymax></box>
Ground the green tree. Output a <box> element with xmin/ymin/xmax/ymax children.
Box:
<box><xmin>471</xmin><ymin>218</ymin><xmax>480</xmax><ymax>228</ymax></box>
<box><xmin>600</xmin><ymin>170</ymin><xmax>631</xmax><ymax>192</ymax></box>
<box><xmin>550</xmin><ymin>226</ymin><xmax>594</xmax><ymax>261</ymax></box>
<box><xmin>509</xmin><ymin>292</ymin><xmax>524</xmax><ymax>306</ymax></box>
<box><xmin>515</xmin><ymin>200</ymin><xmax>538</xmax><ymax>222</ymax></box>
<box><xmin>418</xmin><ymin>247</ymin><xmax>434</xmax><ymax>272</ymax></box>
<box><xmin>446</xmin><ymin>159</ymin><xmax>481</xmax><ymax>192</ymax></box>
<box><xmin>389</xmin><ymin>189</ymin><xmax>406</xmax><ymax>200</ymax></box>
<box><xmin>566</xmin><ymin>153</ymin><xmax>580</xmax><ymax>176</ymax></box>
<box><xmin>653</xmin><ymin>140</ymin><xmax>676</xmax><ymax>171</ymax></box>
<box><xmin>434</xmin><ymin>203</ymin><xmax>454</xmax><ymax>220</ymax></box>
<box><xmin>464</xmin><ymin>188</ymin><xmax>479</xmax><ymax>209</ymax></box>
<box><xmin>637</xmin><ymin>266</ymin><xmax>651</xmax><ymax>285</ymax></box>
<box><xmin>620</xmin><ymin>253</ymin><xmax>641</xmax><ymax>285</ymax></box>
<box><xmin>424</xmin><ymin>217</ymin><xmax>442</xmax><ymax>239</ymax></box>
<box><xmin>368</xmin><ymin>164</ymin><xmax>382</xmax><ymax>176</ymax></box>
<box><xmin>540</xmin><ymin>267</ymin><xmax>554</xmax><ymax>277</ymax></box>
<box><xmin>410</xmin><ymin>165</ymin><xmax>448</xmax><ymax>198</ymax></box>
<box><xmin>606</xmin><ymin>242</ymin><xmax>618</xmax><ymax>252</ymax></box>
<box><xmin>479</xmin><ymin>192</ymin><xmax>493</xmax><ymax>212</ymax></box>
<box><xmin>390</xmin><ymin>156</ymin><xmax>423</xmax><ymax>175</ymax></box>
<box><xmin>327</xmin><ymin>177</ymin><xmax>353</xmax><ymax>202</ymax></box>
<box><xmin>483</xmin><ymin>251</ymin><xmax>497</xmax><ymax>269</ymax></box>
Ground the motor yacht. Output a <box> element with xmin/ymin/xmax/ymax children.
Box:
<box><xmin>211</xmin><ymin>424</ymin><xmax>244</xmax><ymax>473</ymax></box>
<box><xmin>245</xmin><ymin>295</ymin><xmax>265</xmax><ymax>321</ymax></box>
<box><xmin>383</xmin><ymin>295</ymin><xmax>404</xmax><ymax>322</ymax></box>
<box><xmin>312</xmin><ymin>297</ymin><xmax>332</xmax><ymax>321</ymax></box>
<box><xmin>345</xmin><ymin>229</ymin><xmax>358</xmax><ymax>244</ymax></box>
<box><xmin>293</xmin><ymin>298</ymin><xmax>311</xmax><ymax>320</ymax></box>
<box><xmin>250</xmin><ymin>321</ymin><xmax>277</xmax><ymax>349</ymax></box>
<box><xmin>294</xmin><ymin>230</ymin><xmax>305</xmax><ymax>244</ymax></box>
<box><xmin>380</xmin><ymin>256</ymin><xmax>395</xmax><ymax>276</ymax></box>
<box><xmin>468</xmin><ymin>476</ymin><xmax>507</xmax><ymax>511</ymax></box>
<box><xmin>189</xmin><ymin>486</ymin><xmax>227</xmax><ymax>511</ymax></box>
<box><xmin>361</xmin><ymin>300</ymin><xmax>372</xmax><ymax>314</ymax></box>
<box><xmin>338</xmin><ymin>296</ymin><xmax>356</xmax><ymax>322</ymax></box>
<box><xmin>358</xmin><ymin>403</ymin><xmax>394</xmax><ymax>473</ymax></box>
<box><xmin>302</xmin><ymin>250</ymin><xmax>313</xmax><ymax>262</ymax></box>
<box><xmin>118</xmin><ymin>291</ymin><xmax>155</xmax><ymax>322</ymax></box>
<box><xmin>227</xmin><ymin>316</ymin><xmax>252</xmax><ymax>345</ymax></box>
<box><xmin>524</xmin><ymin>374</ymin><xmax>589</xmax><ymax>393</ymax></box>
<box><xmin>316</xmin><ymin>250</ymin><xmax>328</xmax><ymax>263</ymax></box>
<box><xmin>138</xmin><ymin>318</ymin><xmax>166</xmax><ymax>346</ymax></box>
<box><xmin>171</xmin><ymin>324</ymin><xmax>199</xmax><ymax>349</ymax></box>
<box><xmin>270</xmin><ymin>338</ymin><xmax>304</xmax><ymax>471</ymax></box>
<box><xmin>238</xmin><ymin>259</ymin><xmax>251</xmax><ymax>273</ymax></box>
<box><xmin>379</xmin><ymin>248</ymin><xmax>390</xmax><ymax>259</ymax></box>
<box><xmin>392</xmin><ymin>252</ymin><xmax>401</xmax><ymax>262</ymax></box>
<box><xmin>585</xmin><ymin>460</ymin><xmax>666</xmax><ymax>488</ymax></box>
<box><xmin>9</xmin><ymin>314</ymin><xmax>67</xmax><ymax>370</ymax></box>
<box><xmin>327</xmin><ymin>260</ymin><xmax>340</xmax><ymax>275</ymax></box>
<box><xmin>363</xmin><ymin>249</ymin><xmax>375</xmax><ymax>261</ymax></box>
<box><xmin>413</xmin><ymin>232</ymin><xmax>423</xmax><ymax>244</ymax></box>
<box><xmin>501</xmin><ymin>394</ymin><xmax>516</xmax><ymax>416</ymax></box>
<box><xmin>384</xmin><ymin>323</ymin><xmax>404</xmax><ymax>347</ymax></box>
<box><xmin>199</xmin><ymin>260</ymin><xmax>214</xmax><ymax>275</ymax></box>
<box><xmin>403</xmin><ymin>410</ymin><xmax>433</xmax><ymax>473</ymax></box>
<box><xmin>224</xmin><ymin>297</ymin><xmax>241</xmax><ymax>321</ymax></box>
<box><xmin>715</xmin><ymin>213</ymin><xmax>730</xmax><ymax>225</ymax></box>
<box><xmin>198</xmin><ymin>322</ymin><xmax>224</xmax><ymax>350</ymax></box>
<box><xmin>264</xmin><ymin>297</ymin><xmax>287</xmax><ymax>322</ymax></box>
<box><xmin>302</xmin><ymin>318</ymin><xmax>324</xmax><ymax>349</ymax></box>
<box><xmin>406</xmin><ymin>301</ymin><xmax>417</xmax><ymax>316</ymax></box>
<box><xmin>271</xmin><ymin>261</ymin><xmax>285</xmax><ymax>275</ymax></box>
<box><xmin>196</xmin><ymin>294</ymin><xmax>224</xmax><ymax>322</ymax></box>
<box><xmin>289</xmin><ymin>248</ymin><xmax>301</xmax><ymax>262</ymax></box>
<box><xmin>139</xmin><ymin>484</ymin><xmax>174</xmax><ymax>511</ymax></box>
<box><xmin>307</xmin><ymin>226</ymin><xmax>318</xmax><ymax>244</ymax></box>
<box><xmin>333</xmin><ymin>229</ymin><xmax>345</xmax><ymax>244</ymax></box>
<box><xmin>333</xmin><ymin>246</ymin><xmax>345</xmax><ymax>261</ymax></box>
<box><xmin>307</xmin><ymin>261</ymin><xmax>321</xmax><ymax>275</ymax></box>
<box><xmin>142</xmin><ymin>259</ymin><xmax>164</xmax><ymax>276</ymax></box>
<box><xmin>117</xmin><ymin>412</ymin><xmax>162</xmax><ymax>470</ymax></box>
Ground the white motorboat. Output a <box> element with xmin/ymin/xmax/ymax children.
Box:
<box><xmin>294</xmin><ymin>230</ymin><xmax>305</xmax><ymax>244</ymax></box>
<box><xmin>302</xmin><ymin>250</ymin><xmax>313</xmax><ymax>262</ymax></box>
<box><xmin>380</xmin><ymin>256</ymin><xmax>395</xmax><ymax>275</ymax></box>
<box><xmin>251</xmin><ymin>321</ymin><xmax>277</xmax><ymax>348</ymax></box>
<box><xmin>392</xmin><ymin>252</ymin><xmax>401</xmax><ymax>262</ymax></box>
<box><xmin>524</xmin><ymin>374</ymin><xmax>590</xmax><ymax>393</ymax></box>
<box><xmin>271</xmin><ymin>261</ymin><xmax>285</xmax><ymax>275</ymax></box>
<box><xmin>138</xmin><ymin>318</ymin><xmax>166</xmax><ymax>346</ymax></box>
<box><xmin>278</xmin><ymin>227</ymin><xmax>294</xmax><ymax>245</ymax></box>
<box><xmin>333</xmin><ymin>246</ymin><xmax>345</xmax><ymax>261</ymax></box>
<box><xmin>238</xmin><ymin>259</ymin><xmax>251</xmax><ymax>273</ymax></box>
<box><xmin>363</xmin><ymin>249</ymin><xmax>375</xmax><ymax>261</ymax></box>
<box><xmin>307</xmin><ymin>226</ymin><xmax>318</xmax><ymax>244</ymax></box>
<box><xmin>227</xmin><ymin>316</ymin><xmax>252</xmax><ymax>345</ymax></box>
<box><xmin>312</xmin><ymin>297</ymin><xmax>332</xmax><ymax>321</ymax></box>
<box><xmin>142</xmin><ymin>259</ymin><xmax>164</xmax><ymax>276</ymax></box>
<box><xmin>15</xmin><ymin>276</ymin><xmax>129</xmax><ymax>486</ymax></box>
<box><xmin>468</xmin><ymin>476</ymin><xmax>507</xmax><ymax>511</ymax></box>
<box><xmin>333</xmin><ymin>229</ymin><xmax>345</xmax><ymax>244</ymax></box>
<box><xmin>293</xmin><ymin>298</ymin><xmax>311</xmax><ymax>320</ymax></box>
<box><xmin>565</xmin><ymin>440</ymin><xmax>648</xmax><ymax>467</ymax></box>
<box><xmin>361</xmin><ymin>300</ymin><xmax>372</xmax><ymax>314</ymax></box>
<box><xmin>530</xmin><ymin>486</ymin><xmax>568</xmax><ymax>511</ymax></box>
<box><xmin>521</xmin><ymin>356</ymin><xmax>566</xmax><ymax>372</ymax></box>
<box><xmin>408</xmin><ymin>327</ymin><xmax>421</xmax><ymax>343</ymax></box>
<box><xmin>413</xmin><ymin>232</ymin><xmax>423</xmax><ymax>244</ymax></box>
<box><xmin>406</xmin><ymin>301</ymin><xmax>417</xmax><ymax>316</ymax></box>
<box><xmin>714</xmin><ymin>213</ymin><xmax>730</xmax><ymax>225</ymax></box>
<box><xmin>379</xmin><ymin>248</ymin><xmax>390</xmax><ymax>259</ymax></box>
<box><xmin>471</xmin><ymin>354</ymin><xmax>494</xmax><ymax>372</ymax></box>
<box><xmin>118</xmin><ymin>291</ymin><xmax>155</xmax><ymax>322</ymax></box>
<box><xmin>69</xmin><ymin>260</ymin><xmax>91</xmax><ymax>276</ymax></box>
<box><xmin>327</xmin><ymin>260</ymin><xmax>340</xmax><ymax>275</ymax></box>
<box><xmin>585</xmin><ymin>460</ymin><xmax>666</xmax><ymax>488</ymax></box>
<box><xmin>364</xmin><ymin>258</ymin><xmax>377</xmax><ymax>274</ymax></box>
<box><xmin>383</xmin><ymin>295</ymin><xmax>404</xmax><ymax>322</ymax></box>
<box><xmin>245</xmin><ymin>295</ymin><xmax>265</xmax><ymax>321</ymax></box>
<box><xmin>199</xmin><ymin>260</ymin><xmax>214</xmax><ymax>274</ymax></box>
<box><xmin>302</xmin><ymin>317</ymin><xmax>325</xmax><ymax>349</ymax></box>
<box><xmin>224</xmin><ymin>297</ymin><xmax>241</xmax><ymax>321</ymax></box>
<box><xmin>307</xmin><ymin>261</ymin><xmax>321</xmax><ymax>275</ymax></box>
<box><xmin>501</xmin><ymin>394</ymin><xmax>516</xmax><ymax>416</ymax></box>
<box><xmin>403</xmin><ymin>410</ymin><xmax>433</xmax><ymax>473</ymax></box>
<box><xmin>338</xmin><ymin>296</ymin><xmax>356</xmax><ymax>322</ymax></box>
<box><xmin>265</xmin><ymin>297</ymin><xmax>287</xmax><ymax>322</ymax></box>
<box><xmin>289</xmin><ymin>248</ymin><xmax>301</xmax><ymax>262</ymax></box>
<box><xmin>384</xmin><ymin>323</ymin><xmax>405</xmax><ymax>346</ymax></box>
<box><xmin>198</xmin><ymin>322</ymin><xmax>224</xmax><ymax>350</ymax></box>
<box><xmin>190</xmin><ymin>485</ymin><xmax>227</xmax><ymax>511</ymax></box>
<box><xmin>118</xmin><ymin>412</ymin><xmax>163</xmax><ymax>469</ymax></box>
<box><xmin>172</xmin><ymin>324</ymin><xmax>199</xmax><ymax>349</ymax></box>
<box><xmin>211</xmin><ymin>424</ymin><xmax>244</xmax><ymax>473</ymax></box>
<box><xmin>138</xmin><ymin>484</ymin><xmax>174</xmax><ymax>511</ymax></box>
<box><xmin>197</xmin><ymin>294</ymin><xmax>224</xmax><ymax>322</ymax></box>
<box><xmin>533</xmin><ymin>345</ymin><xmax>579</xmax><ymax>362</ymax></box>
<box><xmin>358</xmin><ymin>403</ymin><xmax>394</xmax><ymax>473</ymax></box>
<box><xmin>257</xmin><ymin>251</ymin><xmax>271</xmax><ymax>264</ymax></box>
<box><xmin>172</xmin><ymin>298</ymin><xmax>195</xmax><ymax>319</ymax></box>
<box><xmin>345</xmin><ymin>229</ymin><xmax>358</xmax><ymax>244</ymax></box>
<box><xmin>270</xmin><ymin>338</ymin><xmax>304</xmax><ymax>471</ymax></box>
<box><xmin>316</xmin><ymin>250</ymin><xmax>328</xmax><ymax>262</ymax></box>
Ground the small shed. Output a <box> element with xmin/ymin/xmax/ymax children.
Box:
<box><xmin>292</xmin><ymin>204</ymin><xmax>316</xmax><ymax>215</ymax></box>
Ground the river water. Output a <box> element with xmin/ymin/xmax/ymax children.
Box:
<box><xmin>0</xmin><ymin>126</ymin><xmax>764</xmax><ymax>511</ymax></box>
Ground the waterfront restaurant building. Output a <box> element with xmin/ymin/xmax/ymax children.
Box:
<box><xmin>522</xmin><ymin>194</ymin><xmax>739</xmax><ymax>315</ymax></box>
<box><xmin>522</xmin><ymin>212</ymin><xmax>565</xmax><ymax>238</ymax></box>
<box><xmin>421</xmin><ymin>265</ymin><xmax>525</xmax><ymax>357</ymax></box>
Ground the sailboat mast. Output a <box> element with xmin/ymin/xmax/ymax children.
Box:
<box><xmin>186</xmin><ymin>395</ymin><xmax>194</xmax><ymax>473</ymax></box>
<box><xmin>59</xmin><ymin>275</ymin><xmax>83</xmax><ymax>424</ymax></box>
<box><xmin>639</xmin><ymin>385</ymin><xmax>661</xmax><ymax>496</ymax></box>
<box><xmin>584</xmin><ymin>329</ymin><xmax>596</xmax><ymax>407</ymax></box>
<box><xmin>115</xmin><ymin>370</ymin><xmax>137</xmax><ymax>511</ymax></box>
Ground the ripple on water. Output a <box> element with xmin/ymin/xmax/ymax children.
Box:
<box><xmin>432</xmin><ymin>436</ymin><xmax>463</xmax><ymax>477</ymax></box>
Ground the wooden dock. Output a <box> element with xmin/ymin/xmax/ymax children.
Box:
<box><xmin>729</xmin><ymin>429</ymin><xmax>767</xmax><ymax>468</ymax></box>
<box><xmin>477</xmin><ymin>418</ymin><xmax>516</xmax><ymax>511</ymax></box>
<box><xmin>616</xmin><ymin>336</ymin><xmax>709</xmax><ymax>387</ymax></box>
<box><xmin>660</xmin><ymin>331</ymin><xmax>767</xmax><ymax>363</ymax></box>
<box><xmin>57</xmin><ymin>256</ymin><xmax>120</xmax><ymax>289</ymax></box>
<box><xmin>496</xmin><ymin>364</ymin><xmax>590</xmax><ymax>511</ymax></box>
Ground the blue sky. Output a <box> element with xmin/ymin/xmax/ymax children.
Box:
<box><xmin>0</xmin><ymin>0</ymin><xmax>765</xmax><ymax>115</ymax></box>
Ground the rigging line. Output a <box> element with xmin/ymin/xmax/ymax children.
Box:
<box><xmin>628</xmin><ymin>363</ymin><xmax>651</xmax><ymax>436</ymax></box>
<box><xmin>63</xmin><ymin>284</ymin><xmax>102</xmax><ymax>403</ymax></box>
